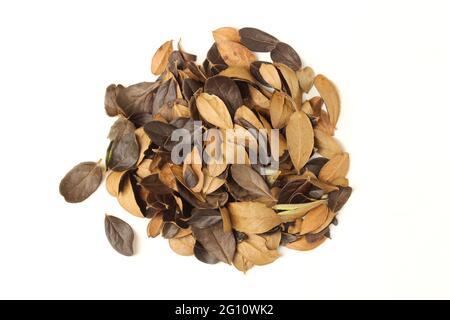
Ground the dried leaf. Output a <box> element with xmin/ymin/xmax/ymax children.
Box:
<box><xmin>270</xmin><ymin>91</ymin><xmax>293</xmax><ymax>128</ymax></box>
<box><xmin>189</xmin><ymin>209</ymin><xmax>222</xmax><ymax>229</ymax></box>
<box><xmin>228</xmin><ymin>202</ymin><xmax>282</xmax><ymax>234</ymax></box>
<box><xmin>104</xmin><ymin>214</ymin><xmax>134</xmax><ymax>256</ymax></box>
<box><xmin>239</xmin><ymin>27</ymin><xmax>279</xmax><ymax>52</ymax></box>
<box><xmin>194</xmin><ymin>241</ymin><xmax>220</xmax><ymax>264</ymax></box>
<box><xmin>107</xmin><ymin>117</ymin><xmax>140</xmax><ymax>171</ymax></box>
<box><xmin>297</xmin><ymin>67</ymin><xmax>315</xmax><ymax>92</ymax></box>
<box><xmin>314</xmin><ymin>129</ymin><xmax>342</xmax><ymax>159</ymax></box>
<box><xmin>237</xmin><ymin>234</ymin><xmax>279</xmax><ymax>265</ymax></box>
<box><xmin>231</xmin><ymin>165</ymin><xmax>273</xmax><ymax>199</ymax></box>
<box><xmin>151</xmin><ymin>40</ymin><xmax>173</xmax><ymax>75</ymax></box>
<box><xmin>196</xmin><ymin>93</ymin><xmax>233</xmax><ymax>129</ymax></box>
<box><xmin>59</xmin><ymin>162</ymin><xmax>103</xmax><ymax>203</ymax></box>
<box><xmin>327</xmin><ymin>186</ymin><xmax>352</xmax><ymax>212</ymax></box>
<box><xmin>286</xmin><ymin>111</ymin><xmax>314</xmax><ymax>172</ymax></box>
<box><xmin>213</xmin><ymin>27</ymin><xmax>240</xmax><ymax>43</ymax></box>
<box><xmin>286</xmin><ymin>235</ymin><xmax>326</xmax><ymax>251</ymax></box>
<box><xmin>271</xmin><ymin>42</ymin><xmax>302</xmax><ymax>71</ymax></box>
<box><xmin>169</xmin><ymin>234</ymin><xmax>195</xmax><ymax>256</ymax></box>
<box><xmin>314</xmin><ymin>74</ymin><xmax>340</xmax><ymax>128</ymax></box>
<box><xmin>216</xmin><ymin>40</ymin><xmax>256</xmax><ymax>68</ymax></box>
<box><xmin>274</xmin><ymin>200</ymin><xmax>327</xmax><ymax>223</ymax></box>
<box><xmin>143</xmin><ymin>121</ymin><xmax>176</xmax><ymax>147</ymax></box>
<box><xmin>192</xmin><ymin>222</ymin><xmax>236</xmax><ymax>264</ymax></box>
<box><xmin>147</xmin><ymin>213</ymin><xmax>164</xmax><ymax>238</ymax></box>
<box><xmin>300</xmin><ymin>204</ymin><xmax>329</xmax><ymax>235</ymax></box>
<box><xmin>319</xmin><ymin>153</ymin><xmax>350</xmax><ymax>183</ymax></box>
<box><xmin>105</xmin><ymin>170</ymin><xmax>127</xmax><ymax>197</ymax></box>
<box><xmin>219</xmin><ymin>207</ymin><xmax>232</xmax><ymax>233</ymax></box>
<box><xmin>118</xmin><ymin>174</ymin><xmax>145</xmax><ymax>218</ymax></box>
<box><xmin>204</xmin><ymin>75</ymin><xmax>243</xmax><ymax>116</ymax></box>
<box><xmin>233</xmin><ymin>251</ymin><xmax>254</xmax><ymax>272</ymax></box>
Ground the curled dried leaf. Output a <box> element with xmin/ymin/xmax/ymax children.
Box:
<box><xmin>286</xmin><ymin>111</ymin><xmax>314</xmax><ymax>173</ymax></box>
<box><xmin>216</xmin><ymin>40</ymin><xmax>256</xmax><ymax>68</ymax></box>
<box><xmin>319</xmin><ymin>153</ymin><xmax>350</xmax><ymax>183</ymax></box>
<box><xmin>151</xmin><ymin>40</ymin><xmax>173</xmax><ymax>75</ymax></box>
<box><xmin>213</xmin><ymin>27</ymin><xmax>240</xmax><ymax>43</ymax></box>
<box><xmin>196</xmin><ymin>93</ymin><xmax>233</xmax><ymax>129</ymax></box>
<box><xmin>228</xmin><ymin>202</ymin><xmax>282</xmax><ymax>234</ymax></box>
<box><xmin>314</xmin><ymin>74</ymin><xmax>340</xmax><ymax>128</ymax></box>
<box><xmin>169</xmin><ymin>234</ymin><xmax>195</xmax><ymax>256</ymax></box>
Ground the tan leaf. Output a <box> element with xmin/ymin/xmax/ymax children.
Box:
<box><xmin>319</xmin><ymin>152</ymin><xmax>350</xmax><ymax>183</ymax></box>
<box><xmin>183</xmin><ymin>147</ymin><xmax>204</xmax><ymax>193</ymax></box>
<box><xmin>314</xmin><ymin>129</ymin><xmax>342</xmax><ymax>159</ymax></box>
<box><xmin>286</xmin><ymin>236</ymin><xmax>327</xmax><ymax>251</ymax></box>
<box><xmin>297</xmin><ymin>66</ymin><xmax>315</xmax><ymax>92</ymax></box>
<box><xmin>169</xmin><ymin>234</ymin><xmax>195</xmax><ymax>256</ymax></box>
<box><xmin>312</xmin><ymin>211</ymin><xmax>336</xmax><ymax>234</ymax></box>
<box><xmin>106</xmin><ymin>170</ymin><xmax>127</xmax><ymax>197</ymax></box>
<box><xmin>273</xmin><ymin>200</ymin><xmax>327</xmax><ymax>223</ymax></box>
<box><xmin>118</xmin><ymin>174</ymin><xmax>144</xmax><ymax>218</ymax></box>
<box><xmin>259</xmin><ymin>63</ymin><xmax>282</xmax><ymax>90</ymax></box>
<box><xmin>212</xmin><ymin>27</ymin><xmax>240</xmax><ymax>43</ymax></box>
<box><xmin>286</xmin><ymin>111</ymin><xmax>314</xmax><ymax>173</ymax></box>
<box><xmin>288</xmin><ymin>219</ymin><xmax>303</xmax><ymax>234</ymax></box>
<box><xmin>159</xmin><ymin>163</ymin><xmax>177</xmax><ymax>191</ymax></box>
<box><xmin>173</xmin><ymin>227</ymin><xmax>192</xmax><ymax>239</ymax></box>
<box><xmin>248</xmin><ymin>85</ymin><xmax>270</xmax><ymax>111</ymax></box>
<box><xmin>262</xmin><ymin>231</ymin><xmax>282</xmax><ymax>250</ymax></box>
<box><xmin>233</xmin><ymin>251</ymin><xmax>254</xmax><ymax>273</ymax></box>
<box><xmin>196</xmin><ymin>93</ymin><xmax>233</xmax><ymax>129</ymax></box>
<box><xmin>276</xmin><ymin>63</ymin><xmax>302</xmax><ymax>107</ymax></box>
<box><xmin>151</xmin><ymin>40</ymin><xmax>173</xmax><ymax>75</ymax></box>
<box><xmin>147</xmin><ymin>213</ymin><xmax>163</xmax><ymax>238</ymax></box>
<box><xmin>300</xmin><ymin>204</ymin><xmax>329</xmax><ymax>235</ymax></box>
<box><xmin>331</xmin><ymin>177</ymin><xmax>349</xmax><ymax>187</ymax></box>
<box><xmin>237</xmin><ymin>234</ymin><xmax>280</xmax><ymax>265</ymax></box>
<box><xmin>216</xmin><ymin>40</ymin><xmax>256</xmax><ymax>68</ymax></box>
<box><xmin>136</xmin><ymin>159</ymin><xmax>153</xmax><ymax>179</ymax></box>
<box><xmin>316</xmin><ymin>110</ymin><xmax>335</xmax><ymax>136</ymax></box>
<box><xmin>219</xmin><ymin>207</ymin><xmax>232</xmax><ymax>233</ymax></box>
<box><xmin>228</xmin><ymin>202</ymin><xmax>282</xmax><ymax>234</ymax></box>
<box><xmin>270</xmin><ymin>91</ymin><xmax>293</xmax><ymax>128</ymax></box>
<box><xmin>314</xmin><ymin>74</ymin><xmax>340</xmax><ymax>128</ymax></box>
<box><xmin>234</xmin><ymin>105</ymin><xmax>264</xmax><ymax>129</ymax></box>
<box><xmin>135</xmin><ymin>127</ymin><xmax>151</xmax><ymax>164</ymax></box>
<box><xmin>259</xmin><ymin>113</ymin><xmax>287</xmax><ymax>155</ymax></box>
<box><xmin>219</xmin><ymin>67</ymin><xmax>257</xmax><ymax>83</ymax></box>
<box><xmin>172</xmin><ymin>103</ymin><xmax>191</xmax><ymax>119</ymax></box>
<box><xmin>202</xmin><ymin>169</ymin><xmax>225</xmax><ymax>195</ymax></box>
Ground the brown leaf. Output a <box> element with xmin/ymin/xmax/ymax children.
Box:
<box><xmin>327</xmin><ymin>186</ymin><xmax>352</xmax><ymax>212</ymax></box>
<box><xmin>230</xmin><ymin>165</ymin><xmax>273</xmax><ymax>199</ymax></box>
<box><xmin>216</xmin><ymin>40</ymin><xmax>256</xmax><ymax>68</ymax></box>
<box><xmin>237</xmin><ymin>234</ymin><xmax>280</xmax><ymax>265</ymax></box>
<box><xmin>319</xmin><ymin>153</ymin><xmax>350</xmax><ymax>183</ymax></box>
<box><xmin>300</xmin><ymin>204</ymin><xmax>329</xmax><ymax>235</ymax></box>
<box><xmin>151</xmin><ymin>40</ymin><xmax>173</xmax><ymax>75</ymax></box>
<box><xmin>270</xmin><ymin>91</ymin><xmax>294</xmax><ymax>128</ymax></box>
<box><xmin>270</xmin><ymin>42</ymin><xmax>302</xmax><ymax>71</ymax></box>
<box><xmin>233</xmin><ymin>251</ymin><xmax>254</xmax><ymax>272</ymax></box>
<box><xmin>196</xmin><ymin>93</ymin><xmax>233</xmax><ymax>129</ymax></box>
<box><xmin>286</xmin><ymin>111</ymin><xmax>314</xmax><ymax>173</ymax></box>
<box><xmin>297</xmin><ymin>67</ymin><xmax>315</xmax><ymax>92</ymax></box>
<box><xmin>212</xmin><ymin>27</ymin><xmax>240</xmax><ymax>43</ymax></box>
<box><xmin>147</xmin><ymin>213</ymin><xmax>164</xmax><ymax>238</ymax></box>
<box><xmin>219</xmin><ymin>207</ymin><xmax>232</xmax><ymax>233</ymax></box>
<box><xmin>107</xmin><ymin>117</ymin><xmax>139</xmax><ymax>171</ymax></box>
<box><xmin>219</xmin><ymin>66</ymin><xmax>257</xmax><ymax>83</ymax></box>
<box><xmin>204</xmin><ymin>75</ymin><xmax>243</xmax><ymax>116</ymax></box>
<box><xmin>104</xmin><ymin>214</ymin><xmax>134</xmax><ymax>256</ymax></box>
<box><xmin>314</xmin><ymin>74</ymin><xmax>340</xmax><ymax>128</ymax></box>
<box><xmin>316</xmin><ymin>110</ymin><xmax>335</xmax><ymax>136</ymax></box>
<box><xmin>118</xmin><ymin>174</ymin><xmax>145</xmax><ymax>218</ymax></box>
<box><xmin>262</xmin><ymin>231</ymin><xmax>282</xmax><ymax>250</ymax></box>
<box><xmin>314</xmin><ymin>129</ymin><xmax>342</xmax><ymax>159</ymax></box>
<box><xmin>276</xmin><ymin>63</ymin><xmax>302</xmax><ymax>107</ymax></box>
<box><xmin>59</xmin><ymin>162</ymin><xmax>103</xmax><ymax>203</ymax></box>
<box><xmin>234</xmin><ymin>105</ymin><xmax>264</xmax><ymax>129</ymax></box>
<box><xmin>105</xmin><ymin>170</ymin><xmax>127</xmax><ymax>197</ymax></box>
<box><xmin>192</xmin><ymin>221</ymin><xmax>236</xmax><ymax>264</ymax></box>
<box><xmin>135</xmin><ymin>127</ymin><xmax>151</xmax><ymax>164</ymax></box>
<box><xmin>273</xmin><ymin>200</ymin><xmax>327</xmax><ymax>223</ymax></box>
<box><xmin>169</xmin><ymin>234</ymin><xmax>195</xmax><ymax>256</ymax></box>
<box><xmin>239</xmin><ymin>27</ymin><xmax>279</xmax><ymax>52</ymax></box>
<box><xmin>286</xmin><ymin>235</ymin><xmax>326</xmax><ymax>251</ymax></box>
<box><xmin>251</xmin><ymin>62</ymin><xmax>282</xmax><ymax>90</ymax></box>
<box><xmin>228</xmin><ymin>202</ymin><xmax>282</xmax><ymax>234</ymax></box>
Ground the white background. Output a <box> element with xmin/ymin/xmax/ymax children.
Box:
<box><xmin>1</xmin><ymin>0</ymin><xmax>449</xmax><ymax>299</ymax></box>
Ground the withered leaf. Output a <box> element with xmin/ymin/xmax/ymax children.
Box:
<box><xmin>328</xmin><ymin>186</ymin><xmax>352</xmax><ymax>212</ymax></box>
<box><xmin>314</xmin><ymin>74</ymin><xmax>340</xmax><ymax>128</ymax></box>
<box><xmin>189</xmin><ymin>208</ymin><xmax>222</xmax><ymax>229</ymax></box>
<box><xmin>314</xmin><ymin>129</ymin><xmax>342</xmax><ymax>159</ymax></box>
<box><xmin>118</xmin><ymin>174</ymin><xmax>145</xmax><ymax>218</ymax></box>
<box><xmin>140</xmin><ymin>174</ymin><xmax>173</xmax><ymax>195</ymax></box>
<box><xmin>237</xmin><ymin>234</ymin><xmax>279</xmax><ymax>265</ymax></box>
<box><xmin>233</xmin><ymin>251</ymin><xmax>254</xmax><ymax>273</ymax></box>
<box><xmin>104</xmin><ymin>214</ymin><xmax>134</xmax><ymax>256</ymax></box>
<box><xmin>59</xmin><ymin>162</ymin><xmax>103</xmax><ymax>203</ymax></box>
<box><xmin>194</xmin><ymin>241</ymin><xmax>220</xmax><ymax>264</ymax></box>
<box><xmin>274</xmin><ymin>200</ymin><xmax>327</xmax><ymax>223</ymax></box>
<box><xmin>105</xmin><ymin>170</ymin><xmax>127</xmax><ymax>197</ymax></box>
<box><xmin>230</xmin><ymin>165</ymin><xmax>273</xmax><ymax>199</ymax></box>
<box><xmin>216</xmin><ymin>40</ymin><xmax>256</xmax><ymax>68</ymax></box>
<box><xmin>107</xmin><ymin>117</ymin><xmax>139</xmax><ymax>171</ymax></box>
<box><xmin>104</xmin><ymin>84</ymin><xmax>124</xmax><ymax>117</ymax></box>
<box><xmin>228</xmin><ymin>202</ymin><xmax>282</xmax><ymax>234</ymax></box>
<box><xmin>300</xmin><ymin>204</ymin><xmax>329</xmax><ymax>235</ymax></box>
<box><xmin>270</xmin><ymin>91</ymin><xmax>293</xmax><ymax>128</ymax></box>
<box><xmin>147</xmin><ymin>213</ymin><xmax>164</xmax><ymax>238</ymax></box>
<box><xmin>169</xmin><ymin>234</ymin><xmax>195</xmax><ymax>256</ymax></box>
<box><xmin>286</xmin><ymin>235</ymin><xmax>326</xmax><ymax>251</ymax></box>
<box><xmin>271</xmin><ymin>42</ymin><xmax>302</xmax><ymax>71</ymax></box>
<box><xmin>151</xmin><ymin>40</ymin><xmax>173</xmax><ymax>75</ymax></box>
<box><xmin>305</xmin><ymin>157</ymin><xmax>329</xmax><ymax>176</ymax></box>
<box><xmin>152</xmin><ymin>78</ymin><xmax>177</xmax><ymax>115</ymax></box>
<box><xmin>192</xmin><ymin>221</ymin><xmax>236</xmax><ymax>264</ymax></box>
<box><xmin>286</xmin><ymin>111</ymin><xmax>314</xmax><ymax>173</ymax></box>
<box><xmin>239</xmin><ymin>27</ymin><xmax>279</xmax><ymax>52</ymax></box>
<box><xmin>196</xmin><ymin>93</ymin><xmax>233</xmax><ymax>129</ymax></box>
<box><xmin>212</xmin><ymin>27</ymin><xmax>240</xmax><ymax>43</ymax></box>
<box><xmin>297</xmin><ymin>67</ymin><xmax>315</xmax><ymax>93</ymax></box>
<box><xmin>318</xmin><ymin>152</ymin><xmax>350</xmax><ymax>183</ymax></box>
<box><xmin>143</xmin><ymin>121</ymin><xmax>176</xmax><ymax>147</ymax></box>
<box><xmin>116</xmin><ymin>82</ymin><xmax>158</xmax><ymax>117</ymax></box>
<box><xmin>182</xmin><ymin>78</ymin><xmax>202</xmax><ymax>101</ymax></box>
<box><xmin>204</xmin><ymin>76</ymin><xmax>243</xmax><ymax>116</ymax></box>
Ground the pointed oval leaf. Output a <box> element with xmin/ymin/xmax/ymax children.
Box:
<box><xmin>151</xmin><ymin>40</ymin><xmax>173</xmax><ymax>75</ymax></box>
<box><xmin>239</xmin><ymin>27</ymin><xmax>279</xmax><ymax>52</ymax></box>
<box><xmin>228</xmin><ymin>202</ymin><xmax>282</xmax><ymax>234</ymax></box>
<box><xmin>286</xmin><ymin>111</ymin><xmax>314</xmax><ymax>173</ymax></box>
<box><xmin>104</xmin><ymin>214</ymin><xmax>134</xmax><ymax>256</ymax></box>
<box><xmin>270</xmin><ymin>42</ymin><xmax>302</xmax><ymax>71</ymax></box>
<box><xmin>196</xmin><ymin>93</ymin><xmax>233</xmax><ymax>129</ymax></box>
<box><xmin>59</xmin><ymin>162</ymin><xmax>103</xmax><ymax>203</ymax></box>
<box><xmin>216</xmin><ymin>40</ymin><xmax>256</xmax><ymax>68</ymax></box>
<box><xmin>314</xmin><ymin>74</ymin><xmax>340</xmax><ymax>128</ymax></box>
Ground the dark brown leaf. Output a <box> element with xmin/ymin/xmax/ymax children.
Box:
<box><xmin>152</xmin><ymin>79</ymin><xmax>177</xmax><ymax>115</ymax></box>
<box><xmin>192</xmin><ymin>221</ymin><xmax>236</xmax><ymax>264</ymax></box>
<box><xmin>189</xmin><ymin>209</ymin><xmax>222</xmax><ymax>229</ymax></box>
<box><xmin>204</xmin><ymin>76</ymin><xmax>243</xmax><ymax>116</ymax></box>
<box><xmin>230</xmin><ymin>164</ymin><xmax>273</xmax><ymax>199</ymax></box>
<box><xmin>116</xmin><ymin>82</ymin><xmax>159</xmax><ymax>116</ymax></box>
<box><xmin>271</xmin><ymin>42</ymin><xmax>302</xmax><ymax>71</ymax></box>
<box><xmin>194</xmin><ymin>241</ymin><xmax>220</xmax><ymax>264</ymax></box>
<box><xmin>104</xmin><ymin>84</ymin><xmax>124</xmax><ymax>117</ymax></box>
<box><xmin>104</xmin><ymin>214</ymin><xmax>134</xmax><ymax>256</ymax></box>
<box><xmin>140</xmin><ymin>173</ymin><xmax>173</xmax><ymax>195</ymax></box>
<box><xmin>239</xmin><ymin>27</ymin><xmax>279</xmax><ymax>52</ymax></box>
<box><xmin>59</xmin><ymin>162</ymin><xmax>103</xmax><ymax>203</ymax></box>
<box><xmin>143</xmin><ymin>121</ymin><xmax>176</xmax><ymax>147</ymax></box>
<box><xmin>107</xmin><ymin>117</ymin><xmax>139</xmax><ymax>171</ymax></box>
<box><xmin>327</xmin><ymin>186</ymin><xmax>352</xmax><ymax>212</ymax></box>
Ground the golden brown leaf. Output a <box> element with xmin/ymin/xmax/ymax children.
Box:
<box><xmin>316</xmin><ymin>110</ymin><xmax>335</xmax><ymax>136</ymax></box>
<box><xmin>273</xmin><ymin>200</ymin><xmax>327</xmax><ymax>222</ymax></box>
<box><xmin>118</xmin><ymin>174</ymin><xmax>144</xmax><ymax>218</ymax></box>
<box><xmin>147</xmin><ymin>213</ymin><xmax>163</xmax><ymax>238</ymax></box>
<box><xmin>300</xmin><ymin>204</ymin><xmax>329</xmax><ymax>235</ymax></box>
<box><xmin>286</xmin><ymin>111</ymin><xmax>314</xmax><ymax>173</ymax></box>
<box><xmin>106</xmin><ymin>170</ymin><xmax>127</xmax><ymax>197</ymax></box>
<box><xmin>314</xmin><ymin>74</ymin><xmax>340</xmax><ymax>128</ymax></box>
<box><xmin>314</xmin><ymin>129</ymin><xmax>342</xmax><ymax>159</ymax></box>
<box><xmin>262</xmin><ymin>231</ymin><xmax>282</xmax><ymax>250</ymax></box>
<box><xmin>319</xmin><ymin>152</ymin><xmax>350</xmax><ymax>183</ymax></box>
<box><xmin>219</xmin><ymin>207</ymin><xmax>232</xmax><ymax>233</ymax></box>
<box><xmin>196</xmin><ymin>93</ymin><xmax>233</xmax><ymax>129</ymax></box>
<box><xmin>212</xmin><ymin>27</ymin><xmax>240</xmax><ymax>43</ymax></box>
<box><xmin>234</xmin><ymin>105</ymin><xmax>264</xmax><ymax>129</ymax></box>
<box><xmin>297</xmin><ymin>66</ymin><xmax>315</xmax><ymax>92</ymax></box>
<box><xmin>228</xmin><ymin>202</ymin><xmax>282</xmax><ymax>233</ymax></box>
<box><xmin>270</xmin><ymin>91</ymin><xmax>293</xmax><ymax>128</ymax></box>
<box><xmin>259</xmin><ymin>63</ymin><xmax>282</xmax><ymax>90</ymax></box>
<box><xmin>233</xmin><ymin>251</ymin><xmax>254</xmax><ymax>273</ymax></box>
<box><xmin>237</xmin><ymin>234</ymin><xmax>280</xmax><ymax>265</ymax></box>
<box><xmin>136</xmin><ymin>159</ymin><xmax>153</xmax><ymax>179</ymax></box>
<box><xmin>216</xmin><ymin>40</ymin><xmax>256</xmax><ymax>68</ymax></box>
<box><xmin>135</xmin><ymin>127</ymin><xmax>151</xmax><ymax>164</ymax></box>
<box><xmin>276</xmin><ymin>63</ymin><xmax>302</xmax><ymax>107</ymax></box>
<box><xmin>151</xmin><ymin>40</ymin><xmax>173</xmax><ymax>75</ymax></box>
<box><xmin>219</xmin><ymin>67</ymin><xmax>257</xmax><ymax>83</ymax></box>
<box><xmin>169</xmin><ymin>234</ymin><xmax>195</xmax><ymax>256</ymax></box>
<box><xmin>286</xmin><ymin>236</ymin><xmax>327</xmax><ymax>251</ymax></box>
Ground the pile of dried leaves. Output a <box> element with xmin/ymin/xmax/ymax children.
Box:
<box><xmin>59</xmin><ymin>27</ymin><xmax>352</xmax><ymax>272</ymax></box>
